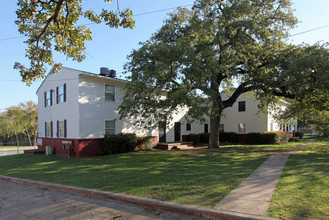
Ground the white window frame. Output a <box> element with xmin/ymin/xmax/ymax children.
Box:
<box><xmin>105</xmin><ymin>84</ymin><xmax>115</xmax><ymax>101</ymax></box>
<box><xmin>238</xmin><ymin>101</ymin><xmax>246</xmax><ymax>112</ymax></box>
<box><xmin>46</xmin><ymin>122</ymin><xmax>52</xmax><ymax>137</ymax></box>
<box><xmin>238</xmin><ymin>123</ymin><xmax>246</xmax><ymax>134</ymax></box>
<box><xmin>186</xmin><ymin>123</ymin><xmax>191</xmax><ymax>131</ymax></box>
<box><xmin>58</xmin><ymin>121</ymin><xmax>65</xmax><ymax>137</ymax></box>
<box><xmin>57</xmin><ymin>85</ymin><xmax>65</xmax><ymax>103</ymax></box>
<box><xmin>105</xmin><ymin>120</ymin><xmax>115</xmax><ymax>135</ymax></box>
<box><xmin>46</xmin><ymin>90</ymin><xmax>52</xmax><ymax>106</ymax></box>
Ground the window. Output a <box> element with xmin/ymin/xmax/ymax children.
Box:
<box><xmin>219</xmin><ymin>124</ymin><xmax>224</xmax><ymax>132</ymax></box>
<box><xmin>186</xmin><ymin>123</ymin><xmax>191</xmax><ymax>131</ymax></box>
<box><xmin>238</xmin><ymin>123</ymin><xmax>246</xmax><ymax>134</ymax></box>
<box><xmin>44</xmin><ymin>90</ymin><xmax>53</xmax><ymax>107</ymax></box>
<box><xmin>45</xmin><ymin>121</ymin><xmax>53</xmax><ymax>137</ymax></box>
<box><xmin>105</xmin><ymin>84</ymin><xmax>115</xmax><ymax>101</ymax></box>
<box><xmin>56</xmin><ymin>84</ymin><xmax>66</xmax><ymax>103</ymax></box>
<box><xmin>105</xmin><ymin>120</ymin><xmax>115</xmax><ymax>135</ymax></box>
<box><xmin>204</xmin><ymin>124</ymin><xmax>209</xmax><ymax>133</ymax></box>
<box><xmin>238</xmin><ymin>101</ymin><xmax>246</xmax><ymax>112</ymax></box>
<box><xmin>57</xmin><ymin>120</ymin><xmax>67</xmax><ymax>138</ymax></box>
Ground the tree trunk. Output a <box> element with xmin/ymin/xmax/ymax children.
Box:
<box><xmin>209</xmin><ymin>113</ymin><xmax>221</xmax><ymax>148</ymax></box>
<box><xmin>14</xmin><ymin>130</ymin><xmax>20</xmax><ymax>146</ymax></box>
<box><xmin>209</xmin><ymin>98</ymin><xmax>223</xmax><ymax>148</ymax></box>
<box><xmin>209</xmin><ymin>77</ymin><xmax>222</xmax><ymax>148</ymax></box>
<box><xmin>26</xmin><ymin>129</ymin><xmax>32</xmax><ymax>146</ymax></box>
<box><xmin>33</xmin><ymin>129</ymin><xmax>37</xmax><ymax>146</ymax></box>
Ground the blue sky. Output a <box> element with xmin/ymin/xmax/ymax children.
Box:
<box><xmin>0</xmin><ymin>0</ymin><xmax>328</xmax><ymax>111</ymax></box>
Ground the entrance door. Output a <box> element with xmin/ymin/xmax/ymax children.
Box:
<box><xmin>204</xmin><ymin>123</ymin><xmax>209</xmax><ymax>133</ymax></box>
<box><xmin>174</xmin><ymin>122</ymin><xmax>181</xmax><ymax>142</ymax></box>
<box><xmin>159</xmin><ymin>121</ymin><xmax>166</xmax><ymax>142</ymax></box>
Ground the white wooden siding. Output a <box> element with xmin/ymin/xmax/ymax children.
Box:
<box><xmin>78</xmin><ymin>75</ymin><xmax>159</xmax><ymax>138</ymax></box>
<box><xmin>37</xmin><ymin>67</ymin><xmax>80</xmax><ymax>138</ymax></box>
<box><xmin>221</xmin><ymin>93</ymin><xmax>268</xmax><ymax>133</ymax></box>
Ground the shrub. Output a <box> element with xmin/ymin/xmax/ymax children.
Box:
<box><xmin>246</xmin><ymin>131</ymin><xmax>291</xmax><ymax>145</ymax></box>
<box><xmin>199</xmin><ymin>133</ymin><xmax>209</xmax><ymax>143</ymax></box>
<box><xmin>136</xmin><ymin>136</ymin><xmax>157</xmax><ymax>150</ymax></box>
<box><xmin>294</xmin><ymin>131</ymin><xmax>304</xmax><ymax>139</ymax></box>
<box><xmin>189</xmin><ymin>133</ymin><xmax>210</xmax><ymax>145</ymax></box>
<box><xmin>267</xmin><ymin>131</ymin><xmax>291</xmax><ymax>144</ymax></box>
<box><xmin>103</xmin><ymin>133</ymin><xmax>137</xmax><ymax>155</ymax></box>
<box><xmin>190</xmin><ymin>133</ymin><xmax>201</xmax><ymax>145</ymax></box>
<box><xmin>219</xmin><ymin>132</ymin><xmax>238</xmax><ymax>143</ymax></box>
<box><xmin>247</xmin><ymin>132</ymin><xmax>276</xmax><ymax>144</ymax></box>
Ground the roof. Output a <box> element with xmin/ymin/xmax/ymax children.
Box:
<box><xmin>36</xmin><ymin>66</ymin><xmax>129</xmax><ymax>94</ymax></box>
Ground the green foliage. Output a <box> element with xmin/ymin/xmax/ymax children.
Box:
<box><xmin>119</xmin><ymin>0</ymin><xmax>298</xmax><ymax>148</ymax></box>
<box><xmin>0</xmin><ymin>101</ymin><xmax>38</xmax><ymax>146</ymax></box>
<box><xmin>272</xmin><ymin>131</ymin><xmax>291</xmax><ymax>144</ymax></box>
<box><xmin>219</xmin><ymin>132</ymin><xmax>239</xmax><ymax>144</ymax></box>
<box><xmin>247</xmin><ymin>132</ymin><xmax>291</xmax><ymax>145</ymax></box>
<box><xmin>189</xmin><ymin>133</ymin><xmax>201</xmax><ymax>145</ymax></box>
<box><xmin>136</xmin><ymin>136</ymin><xmax>158</xmax><ymax>150</ymax></box>
<box><xmin>190</xmin><ymin>132</ymin><xmax>238</xmax><ymax>145</ymax></box>
<box><xmin>294</xmin><ymin>131</ymin><xmax>304</xmax><ymax>139</ymax></box>
<box><xmin>199</xmin><ymin>133</ymin><xmax>209</xmax><ymax>143</ymax></box>
<box><xmin>14</xmin><ymin>0</ymin><xmax>135</xmax><ymax>85</ymax></box>
<box><xmin>247</xmin><ymin>132</ymin><xmax>277</xmax><ymax>144</ymax></box>
<box><xmin>257</xmin><ymin>43</ymin><xmax>329</xmax><ymax>112</ymax></box>
<box><xmin>102</xmin><ymin>133</ymin><xmax>137</xmax><ymax>155</ymax></box>
<box><xmin>189</xmin><ymin>133</ymin><xmax>209</xmax><ymax>145</ymax></box>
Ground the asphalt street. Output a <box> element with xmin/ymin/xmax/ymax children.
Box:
<box><xmin>0</xmin><ymin>180</ymin><xmax>194</xmax><ymax>220</ymax></box>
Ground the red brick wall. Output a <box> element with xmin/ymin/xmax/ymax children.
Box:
<box><xmin>38</xmin><ymin>138</ymin><xmax>104</xmax><ymax>158</ymax></box>
<box><xmin>76</xmin><ymin>139</ymin><xmax>104</xmax><ymax>158</ymax></box>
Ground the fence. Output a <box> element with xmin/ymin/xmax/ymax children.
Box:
<box><xmin>0</xmin><ymin>146</ymin><xmax>38</xmax><ymax>156</ymax></box>
<box><xmin>0</xmin><ymin>141</ymin><xmax>32</xmax><ymax>146</ymax></box>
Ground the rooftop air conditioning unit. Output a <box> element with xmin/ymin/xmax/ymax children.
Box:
<box><xmin>100</xmin><ymin>67</ymin><xmax>108</xmax><ymax>76</ymax></box>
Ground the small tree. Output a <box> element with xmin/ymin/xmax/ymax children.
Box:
<box><xmin>2</xmin><ymin>101</ymin><xmax>38</xmax><ymax>146</ymax></box>
<box><xmin>3</xmin><ymin>108</ymin><xmax>23</xmax><ymax>146</ymax></box>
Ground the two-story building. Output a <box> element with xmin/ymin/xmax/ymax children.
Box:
<box><xmin>36</xmin><ymin>66</ymin><xmax>296</xmax><ymax>157</ymax></box>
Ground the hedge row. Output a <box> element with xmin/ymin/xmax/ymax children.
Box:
<box><xmin>190</xmin><ymin>132</ymin><xmax>238</xmax><ymax>145</ymax></box>
<box><xmin>247</xmin><ymin>131</ymin><xmax>291</xmax><ymax>144</ymax></box>
<box><xmin>102</xmin><ymin>133</ymin><xmax>157</xmax><ymax>155</ymax></box>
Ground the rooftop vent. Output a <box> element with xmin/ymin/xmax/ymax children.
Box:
<box><xmin>108</xmin><ymin>69</ymin><xmax>116</xmax><ymax>78</ymax></box>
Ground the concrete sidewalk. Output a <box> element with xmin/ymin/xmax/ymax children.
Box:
<box><xmin>214</xmin><ymin>142</ymin><xmax>314</xmax><ymax>216</ymax></box>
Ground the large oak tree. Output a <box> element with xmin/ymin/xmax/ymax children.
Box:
<box><xmin>119</xmin><ymin>0</ymin><xmax>299</xmax><ymax>148</ymax></box>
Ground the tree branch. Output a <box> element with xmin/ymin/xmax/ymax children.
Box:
<box><xmin>222</xmin><ymin>82</ymin><xmax>255</xmax><ymax>108</ymax></box>
<box><xmin>31</xmin><ymin>0</ymin><xmax>64</xmax><ymax>44</ymax></box>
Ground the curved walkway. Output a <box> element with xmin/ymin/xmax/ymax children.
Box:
<box><xmin>214</xmin><ymin>142</ymin><xmax>314</xmax><ymax>216</ymax></box>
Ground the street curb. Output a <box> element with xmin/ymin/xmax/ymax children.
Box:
<box><xmin>0</xmin><ymin>175</ymin><xmax>275</xmax><ymax>220</ymax></box>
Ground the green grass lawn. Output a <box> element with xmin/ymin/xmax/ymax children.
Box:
<box><xmin>267</xmin><ymin>137</ymin><xmax>329</xmax><ymax>219</ymax></box>
<box><xmin>218</xmin><ymin>142</ymin><xmax>301</xmax><ymax>152</ymax></box>
<box><xmin>0</xmin><ymin>151</ymin><xmax>269</xmax><ymax>208</ymax></box>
